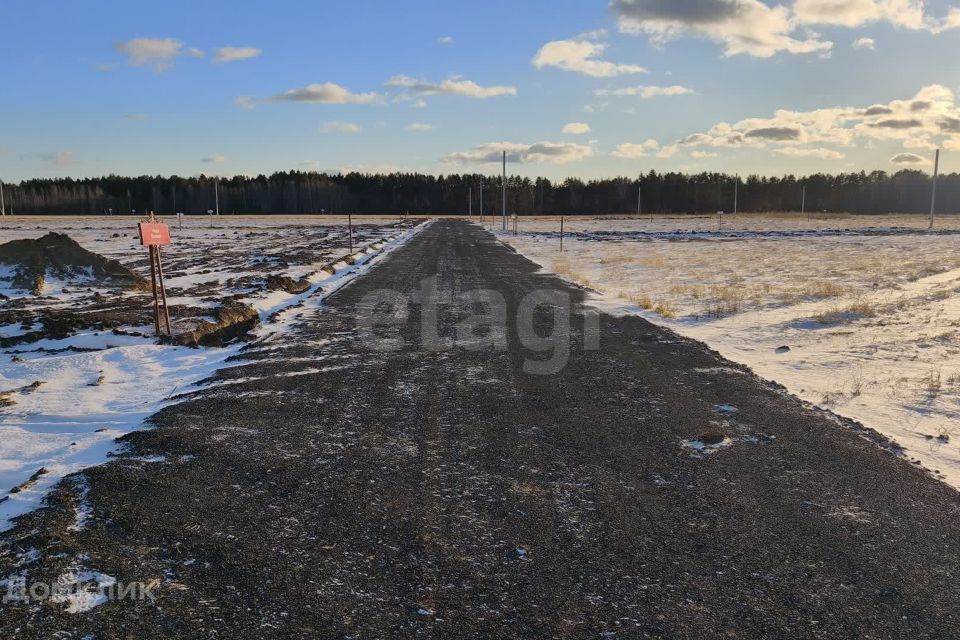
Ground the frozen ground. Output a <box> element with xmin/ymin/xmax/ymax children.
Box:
<box><xmin>498</xmin><ymin>213</ymin><xmax>960</xmax><ymax>490</ymax></box>
<box><xmin>0</xmin><ymin>215</ymin><xmax>426</xmax><ymax>531</ymax></box>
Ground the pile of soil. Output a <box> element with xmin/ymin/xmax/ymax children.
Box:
<box><xmin>0</xmin><ymin>232</ymin><xmax>147</xmax><ymax>295</ymax></box>
<box><xmin>177</xmin><ymin>302</ymin><xmax>259</xmax><ymax>347</ymax></box>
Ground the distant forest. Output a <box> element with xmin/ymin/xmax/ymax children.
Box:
<box><xmin>1</xmin><ymin>169</ymin><xmax>956</xmax><ymax>216</ymax></box>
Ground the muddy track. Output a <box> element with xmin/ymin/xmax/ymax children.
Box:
<box><xmin>3</xmin><ymin>219</ymin><xmax>960</xmax><ymax>638</ymax></box>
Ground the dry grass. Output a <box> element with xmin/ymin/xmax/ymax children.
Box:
<box><xmin>654</xmin><ymin>300</ymin><xmax>678</xmax><ymax>318</ymax></box>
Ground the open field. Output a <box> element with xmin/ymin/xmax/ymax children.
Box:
<box><xmin>0</xmin><ymin>215</ymin><xmax>423</xmax><ymax>530</ymax></box>
<box><xmin>498</xmin><ymin>213</ymin><xmax>960</xmax><ymax>489</ymax></box>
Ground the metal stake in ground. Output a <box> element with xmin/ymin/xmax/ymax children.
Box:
<box><xmin>930</xmin><ymin>148</ymin><xmax>940</xmax><ymax>230</ymax></box>
<box><xmin>502</xmin><ymin>151</ymin><xmax>508</xmax><ymax>232</ymax></box>
<box><xmin>560</xmin><ymin>215</ymin><xmax>564</xmax><ymax>252</ymax></box>
<box><xmin>348</xmin><ymin>213</ymin><xmax>354</xmax><ymax>253</ymax></box>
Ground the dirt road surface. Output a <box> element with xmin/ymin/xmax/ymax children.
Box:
<box><xmin>3</xmin><ymin>220</ymin><xmax>960</xmax><ymax>638</ymax></box>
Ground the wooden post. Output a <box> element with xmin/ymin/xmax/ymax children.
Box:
<box><xmin>154</xmin><ymin>246</ymin><xmax>172</xmax><ymax>335</ymax></box>
<box><xmin>560</xmin><ymin>215</ymin><xmax>564</xmax><ymax>252</ymax></box>
<box><xmin>348</xmin><ymin>213</ymin><xmax>354</xmax><ymax>253</ymax></box>
<box><xmin>148</xmin><ymin>246</ymin><xmax>160</xmax><ymax>335</ymax></box>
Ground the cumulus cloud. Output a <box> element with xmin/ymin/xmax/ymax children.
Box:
<box><xmin>852</xmin><ymin>37</ymin><xmax>876</xmax><ymax>50</ymax></box>
<box><xmin>532</xmin><ymin>40</ymin><xmax>647</xmax><ymax>77</ymax></box>
<box><xmin>612</xmin><ymin>139</ymin><xmax>668</xmax><ymax>158</ymax></box>
<box><xmin>320</xmin><ymin>121</ymin><xmax>362</xmax><ymax>133</ymax></box>
<box><xmin>406</xmin><ymin>123</ymin><xmax>434</xmax><ymax>132</ymax></box>
<box><xmin>595</xmin><ymin>84</ymin><xmax>694</xmax><ymax>99</ymax></box>
<box><xmin>890</xmin><ymin>152</ymin><xmax>929</xmax><ymax>165</ymax></box>
<box><xmin>793</xmin><ymin>0</ymin><xmax>926</xmax><ymax>29</ymax></box>
<box><xmin>201</xmin><ymin>154</ymin><xmax>226</xmax><ymax>164</ymax></box>
<box><xmin>611</xmin><ymin>0</ymin><xmax>832</xmax><ymax>57</ymax></box>
<box><xmin>438</xmin><ymin>36</ymin><xmax>455</xmax><ymax>45</ymax></box>
<box><xmin>612</xmin><ymin>0</ymin><xmax>959</xmax><ymax>55</ymax></box>
<box><xmin>443</xmin><ymin>142</ymin><xmax>594</xmax><ymax>164</ymax></box>
<box><xmin>270</xmin><ymin>82</ymin><xmax>382</xmax><ymax>104</ymax></box>
<box><xmin>213</xmin><ymin>46</ymin><xmax>262</xmax><ymax>63</ymax></box>
<box><xmin>114</xmin><ymin>37</ymin><xmax>186</xmax><ymax>70</ymax></box>
<box><xmin>774</xmin><ymin>147</ymin><xmax>845</xmax><ymax>159</ymax></box>
<box><xmin>387</xmin><ymin>75</ymin><xmax>516</xmax><ymax>99</ymax></box>
<box><xmin>664</xmin><ymin>84</ymin><xmax>960</xmax><ymax>158</ymax></box>
<box><xmin>562</xmin><ymin>122</ymin><xmax>592</xmax><ymax>134</ymax></box>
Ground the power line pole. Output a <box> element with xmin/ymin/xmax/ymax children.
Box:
<box><xmin>733</xmin><ymin>175</ymin><xmax>739</xmax><ymax>216</ymax></box>
<box><xmin>215</xmin><ymin>178</ymin><xmax>220</xmax><ymax>216</ymax></box>
<box><xmin>479</xmin><ymin>178</ymin><xmax>484</xmax><ymax>224</ymax></box>
<box><xmin>637</xmin><ymin>183</ymin><xmax>642</xmax><ymax>219</ymax></box>
<box><xmin>801</xmin><ymin>184</ymin><xmax>807</xmax><ymax>220</ymax></box>
<box><xmin>930</xmin><ymin>148</ymin><xmax>940</xmax><ymax>230</ymax></box>
<box><xmin>501</xmin><ymin>150</ymin><xmax>507</xmax><ymax>231</ymax></box>
<box><xmin>469</xmin><ymin>186</ymin><xmax>473</xmax><ymax>217</ymax></box>
<box><xmin>0</xmin><ymin>179</ymin><xmax>5</xmax><ymax>216</ymax></box>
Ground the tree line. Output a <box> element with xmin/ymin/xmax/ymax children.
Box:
<box><xmin>1</xmin><ymin>169</ymin><xmax>956</xmax><ymax>216</ymax></box>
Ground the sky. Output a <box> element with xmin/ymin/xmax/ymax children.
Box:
<box><xmin>3</xmin><ymin>0</ymin><xmax>960</xmax><ymax>182</ymax></box>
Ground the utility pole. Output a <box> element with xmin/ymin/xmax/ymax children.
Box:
<box><xmin>930</xmin><ymin>148</ymin><xmax>940</xmax><ymax>230</ymax></box>
<box><xmin>637</xmin><ymin>183</ymin><xmax>642</xmax><ymax>219</ymax></box>
<box><xmin>733</xmin><ymin>175</ymin><xmax>739</xmax><ymax>216</ymax></box>
<box><xmin>469</xmin><ymin>187</ymin><xmax>473</xmax><ymax>217</ymax></box>
<box><xmin>479</xmin><ymin>178</ymin><xmax>484</xmax><ymax>224</ymax></box>
<box><xmin>801</xmin><ymin>184</ymin><xmax>807</xmax><ymax>220</ymax></box>
<box><xmin>0</xmin><ymin>178</ymin><xmax>5</xmax><ymax>216</ymax></box>
<box><xmin>214</xmin><ymin>178</ymin><xmax>220</xmax><ymax>216</ymax></box>
<box><xmin>501</xmin><ymin>150</ymin><xmax>507</xmax><ymax>232</ymax></box>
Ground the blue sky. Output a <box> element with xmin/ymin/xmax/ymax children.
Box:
<box><xmin>3</xmin><ymin>0</ymin><xmax>960</xmax><ymax>182</ymax></box>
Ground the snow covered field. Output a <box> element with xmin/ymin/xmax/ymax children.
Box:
<box><xmin>0</xmin><ymin>215</ymin><xmax>425</xmax><ymax>531</ymax></box>
<box><xmin>497</xmin><ymin>214</ymin><xmax>960</xmax><ymax>489</ymax></box>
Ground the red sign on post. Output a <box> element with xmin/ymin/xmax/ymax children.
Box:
<box><xmin>138</xmin><ymin>222</ymin><xmax>171</xmax><ymax>246</ymax></box>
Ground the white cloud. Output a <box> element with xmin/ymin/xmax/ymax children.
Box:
<box><xmin>903</xmin><ymin>138</ymin><xmax>938</xmax><ymax>150</ymax></box>
<box><xmin>612</xmin><ymin>139</ymin><xmax>661</xmax><ymax>158</ymax></box>
<box><xmin>890</xmin><ymin>152</ymin><xmax>930</xmax><ymax>165</ymax></box>
<box><xmin>794</xmin><ymin>0</ymin><xmax>926</xmax><ymax>29</ymax></box>
<box><xmin>234</xmin><ymin>95</ymin><xmax>256</xmax><ymax>110</ymax></box>
<box><xmin>595</xmin><ymin>84</ymin><xmax>694</xmax><ymax>99</ymax></box>
<box><xmin>613</xmin><ymin>0</ymin><xmax>958</xmax><ymax>55</ymax></box>
<box><xmin>406</xmin><ymin>123</ymin><xmax>434</xmax><ymax>132</ymax></box>
<box><xmin>667</xmin><ymin>85</ymin><xmax>960</xmax><ymax>157</ymax></box>
<box><xmin>201</xmin><ymin>154</ymin><xmax>226</xmax><ymax>164</ymax></box>
<box><xmin>387</xmin><ymin>75</ymin><xmax>516</xmax><ymax>99</ymax></box>
<box><xmin>213</xmin><ymin>46</ymin><xmax>262</xmax><ymax>63</ymax></box>
<box><xmin>438</xmin><ymin>36</ymin><xmax>455</xmax><ymax>45</ymax></box>
<box><xmin>774</xmin><ymin>147</ymin><xmax>845</xmax><ymax>159</ymax></box>
<box><xmin>271</xmin><ymin>82</ymin><xmax>382</xmax><ymax>104</ymax></box>
<box><xmin>320</xmin><ymin>121</ymin><xmax>362</xmax><ymax>133</ymax></box>
<box><xmin>532</xmin><ymin>39</ymin><xmax>647</xmax><ymax>77</ymax></box>
<box><xmin>444</xmin><ymin>142</ymin><xmax>594</xmax><ymax>164</ymax></box>
<box><xmin>691</xmin><ymin>150</ymin><xmax>719</xmax><ymax>158</ymax></box>
<box><xmin>937</xmin><ymin>7</ymin><xmax>960</xmax><ymax>32</ymax></box>
<box><xmin>114</xmin><ymin>37</ymin><xmax>185</xmax><ymax>70</ymax></box>
<box><xmin>852</xmin><ymin>37</ymin><xmax>876</xmax><ymax>50</ymax></box>
<box><xmin>562</xmin><ymin>122</ymin><xmax>592</xmax><ymax>134</ymax></box>
<box><xmin>612</xmin><ymin>0</ymin><xmax>832</xmax><ymax>58</ymax></box>
<box><xmin>187</xmin><ymin>47</ymin><xmax>205</xmax><ymax>58</ymax></box>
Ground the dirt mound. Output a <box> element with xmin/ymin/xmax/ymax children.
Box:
<box><xmin>0</xmin><ymin>232</ymin><xmax>147</xmax><ymax>295</ymax></box>
<box><xmin>265</xmin><ymin>273</ymin><xmax>312</xmax><ymax>295</ymax></box>
<box><xmin>177</xmin><ymin>302</ymin><xmax>260</xmax><ymax>347</ymax></box>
